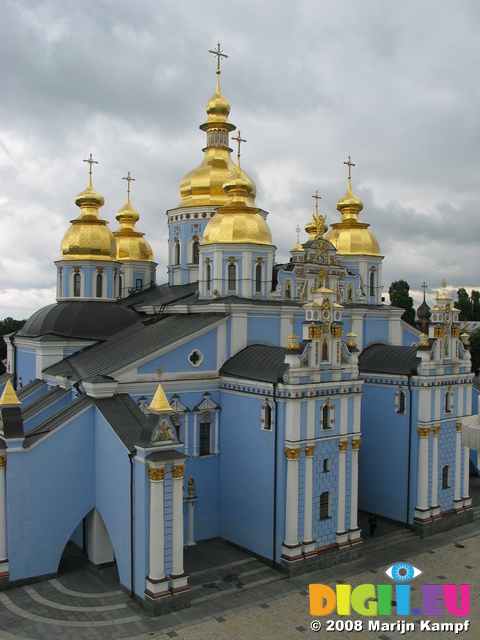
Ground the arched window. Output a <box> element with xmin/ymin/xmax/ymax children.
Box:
<box><xmin>445</xmin><ymin>390</ymin><xmax>453</xmax><ymax>414</ymax></box>
<box><xmin>347</xmin><ymin>284</ymin><xmax>354</xmax><ymax>303</ymax></box>
<box><xmin>284</xmin><ymin>281</ymin><xmax>292</xmax><ymax>300</ymax></box>
<box><xmin>320</xmin><ymin>492</ymin><xmax>330</xmax><ymax>519</ymax></box>
<box><xmin>96</xmin><ymin>273</ymin><xmax>103</xmax><ymax>298</ymax></box>
<box><xmin>396</xmin><ymin>389</ymin><xmax>406</xmax><ymax>414</ymax></box>
<box><xmin>206</xmin><ymin>262</ymin><xmax>212</xmax><ymax>291</ymax></box>
<box><xmin>442</xmin><ymin>465</ymin><xmax>451</xmax><ymax>489</ymax></box>
<box><xmin>174</xmin><ymin>241</ymin><xmax>180</xmax><ymax>266</ymax></box>
<box><xmin>323</xmin><ymin>459</ymin><xmax>330</xmax><ymax>473</ymax></box>
<box><xmin>255</xmin><ymin>264</ymin><xmax>262</xmax><ymax>293</ymax></box>
<box><xmin>73</xmin><ymin>273</ymin><xmax>81</xmax><ymax>297</ymax></box>
<box><xmin>264</xmin><ymin>403</ymin><xmax>272</xmax><ymax>430</ymax></box>
<box><xmin>119</xmin><ymin>274</ymin><xmax>123</xmax><ymax>298</ymax></box>
<box><xmin>321</xmin><ymin>339</ymin><xmax>329</xmax><ymax>362</ymax></box>
<box><xmin>58</xmin><ymin>270</ymin><xmax>63</xmax><ymax>298</ymax></box>
<box><xmin>192</xmin><ymin>240</ymin><xmax>200</xmax><ymax>265</ymax></box>
<box><xmin>322</xmin><ymin>405</ymin><xmax>331</xmax><ymax>430</ymax></box>
<box><xmin>227</xmin><ymin>263</ymin><xmax>236</xmax><ymax>291</ymax></box>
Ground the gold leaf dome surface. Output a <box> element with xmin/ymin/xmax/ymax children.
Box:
<box><xmin>324</xmin><ymin>182</ymin><xmax>380</xmax><ymax>256</ymax></box>
<box><xmin>61</xmin><ymin>178</ymin><xmax>117</xmax><ymax>261</ymax></box>
<box><xmin>114</xmin><ymin>197</ymin><xmax>154</xmax><ymax>261</ymax></box>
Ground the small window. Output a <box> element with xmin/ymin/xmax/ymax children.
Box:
<box><xmin>227</xmin><ymin>263</ymin><xmax>236</xmax><ymax>291</ymax></box>
<box><xmin>174</xmin><ymin>241</ymin><xmax>180</xmax><ymax>266</ymax></box>
<box><xmin>369</xmin><ymin>270</ymin><xmax>375</xmax><ymax>297</ymax></box>
<box><xmin>323</xmin><ymin>459</ymin><xmax>330</xmax><ymax>473</ymax></box>
<box><xmin>199</xmin><ymin>422</ymin><xmax>211</xmax><ymax>456</ymax></box>
<box><xmin>192</xmin><ymin>240</ymin><xmax>200</xmax><ymax>265</ymax></box>
<box><xmin>206</xmin><ymin>262</ymin><xmax>211</xmax><ymax>291</ymax></box>
<box><xmin>322</xmin><ymin>405</ymin><xmax>332</xmax><ymax>430</ymax></box>
<box><xmin>264</xmin><ymin>403</ymin><xmax>272</xmax><ymax>430</ymax></box>
<box><xmin>73</xmin><ymin>273</ymin><xmax>81</xmax><ymax>297</ymax></box>
<box><xmin>320</xmin><ymin>491</ymin><xmax>330</xmax><ymax>519</ymax></box>
<box><xmin>321</xmin><ymin>339</ymin><xmax>329</xmax><ymax>362</ymax></box>
<box><xmin>347</xmin><ymin>284</ymin><xmax>354</xmax><ymax>303</ymax></box>
<box><xmin>396</xmin><ymin>389</ymin><xmax>406</xmax><ymax>414</ymax></box>
<box><xmin>119</xmin><ymin>274</ymin><xmax>123</xmax><ymax>297</ymax></box>
<box><xmin>445</xmin><ymin>390</ymin><xmax>453</xmax><ymax>414</ymax></box>
<box><xmin>96</xmin><ymin>273</ymin><xmax>103</xmax><ymax>298</ymax></box>
<box><xmin>136</xmin><ymin>278</ymin><xmax>143</xmax><ymax>291</ymax></box>
<box><xmin>284</xmin><ymin>281</ymin><xmax>292</xmax><ymax>300</ymax></box>
<box><xmin>442</xmin><ymin>465</ymin><xmax>451</xmax><ymax>489</ymax></box>
<box><xmin>255</xmin><ymin>264</ymin><xmax>262</xmax><ymax>293</ymax></box>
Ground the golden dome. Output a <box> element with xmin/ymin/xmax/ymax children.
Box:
<box><xmin>324</xmin><ymin>180</ymin><xmax>381</xmax><ymax>256</ymax></box>
<box><xmin>202</xmin><ymin>163</ymin><xmax>272</xmax><ymax>246</ymax></box>
<box><xmin>61</xmin><ymin>176</ymin><xmax>117</xmax><ymax>261</ymax></box>
<box><xmin>178</xmin><ymin>75</ymin><xmax>256</xmax><ymax>207</ymax></box>
<box><xmin>114</xmin><ymin>194</ymin><xmax>154</xmax><ymax>261</ymax></box>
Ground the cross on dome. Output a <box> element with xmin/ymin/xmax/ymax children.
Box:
<box><xmin>232</xmin><ymin>131</ymin><xmax>246</xmax><ymax>167</ymax></box>
<box><xmin>343</xmin><ymin>155</ymin><xmax>355</xmax><ymax>182</ymax></box>
<box><xmin>312</xmin><ymin>190</ymin><xmax>321</xmax><ymax>215</ymax></box>
<box><xmin>83</xmin><ymin>153</ymin><xmax>98</xmax><ymax>177</ymax></box>
<box><xmin>122</xmin><ymin>171</ymin><xmax>136</xmax><ymax>197</ymax></box>
<box><xmin>208</xmin><ymin>42</ymin><xmax>228</xmax><ymax>75</ymax></box>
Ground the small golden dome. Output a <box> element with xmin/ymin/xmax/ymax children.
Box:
<box><xmin>114</xmin><ymin>195</ymin><xmax>154</xmax><ymax>261</ymax></box>
<box><xmin>60</xmin><ymin>176</ymin><xmax>116</xmax><ymax>261</ymax></box>
<box><xmin>202</xmin><ymin>164</ymin><xmax>272</xmax><ymax>246</ymax></box>
<box><xmin>324</xmin><ymin>181</ymin><xmax>380</xmax><ymax>256</ymax></box>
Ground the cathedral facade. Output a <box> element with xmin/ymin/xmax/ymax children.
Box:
<box><xmin>0</xmin><ymin>55</ymin><xmax>476</xmax><ymax>615</ymax></box>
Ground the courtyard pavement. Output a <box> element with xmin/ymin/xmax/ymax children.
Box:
<box><xmin>0</xmin><ymin>481</ymin><xmax>478</xmax><ymax>640</ymax></box>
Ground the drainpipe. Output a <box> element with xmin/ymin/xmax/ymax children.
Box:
<box><xmin>272</xmin><ymin>381</ymin><xmax>279</xmax><ymax>569</ymax></box>
<box><xmin>406</xmin><ymin>374</ymin><xmax>413</xmax><ymax>525</ymax></box>
<box><xmin>128</xmin><ymin>450</ymin><xmax>135</xmax><ymax>598</ymax></box>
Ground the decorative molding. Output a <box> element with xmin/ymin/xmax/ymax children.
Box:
<box><xmin>417</xmin><ymin>427</ymin><xmax>431</xmax><ymax>438</ymax></box>
<box><xmin>148</xmin><ymin>467</ymin><xmax>166</xmax><ymax>482</ymax></box>
<box><xmin>433</xmin><ymin>426</ymin><xmax>441</xmax><ymax>436</ymax></box>
<box><xmin>456</xmin><ymin>422</ymin><xmax>462</xmax><ymax>432</ymax></box>
<box><xmin>284</xmin><ymin>447</ymin><xmax>301</xmax><ymax>460</ymax></box>
<box><xmin>352</xmin><ymin>438</ymin><xmax>361</xmax><ymax>450</ymax></box>
<box><xmin>0</xmin><ymin>456</ymin><xmax>6</xmax><ymax>469</ymax></box>
<box><xmin>172</xmin><ymin>464</ymin><xmax>186</xmax><ymax>479</ymax></box>
<box><xmin>338</xmin><ymin>440</ymin><xmax>348</xmax><ymax>453</ymax></box>
<box><xmin>305</xmin><ymin>445</ymin><xmax>316</xmax><ymax>457</ymax></box>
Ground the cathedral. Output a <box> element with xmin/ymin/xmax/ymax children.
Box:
<box><xmin>0</xmin><ymin>48</ymin><xmax>476</xmax><ymax>615</ymax></box>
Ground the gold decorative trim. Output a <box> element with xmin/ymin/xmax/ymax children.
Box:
<box><xmin>331</xmin><ymin>327</ymin><xmax>343</xmax><ymax>339</ymax></box>
<box><xmin>0</xmin><ymin>456</ymin><xmax>6</xmax><ymax>469</ymax></box>
<box><xmin>352</xmin><ymin>438</ymin><xmax>361</xmax><ymax>450</ymax></box>
<box><xmin>434</xmin><ymin>326</ymin><xmax>445</xmax><ymax>338</ymax></box>
<box><xmin>305</xmin><ymin>445</ymin><xmax>316</xmax><ymax>457</ymax></box>
<box><xmin>456</xmin><ymin>422</ymin><xmax>462</xmax><ymax>432</ymax></box>
<box><xmin>338</xmin><ymin>440</ymin><xmax>348</xmax><ymax>453</ymax></box>
<box><xmin>284</xmin><ymin>447</ymin><xmax>301</xmax><ymax>460</ymax></box>
<box><xmin>433</xmin><ymin>426</ymin><xmax>441</xmax><ymax>436</ymax></box>
<box><xmin>417</xmin><ymin>427</ymin><xmax>431</xmax><ymax>438</ymax></box>
<box><xmin>148</xmin><ymin>467</ymin><xmax>166</xmax><ymax>482</ymax></box>
<box><xmin>172</xmin><ymin>464</ymin><xmax>186</xmax><ymax>479</ymax></box>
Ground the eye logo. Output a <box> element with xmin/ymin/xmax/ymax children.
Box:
<box><xmin>385</xmin><ymin>562</ymin><xmax>422</xmax><ymax>582</ymax></box>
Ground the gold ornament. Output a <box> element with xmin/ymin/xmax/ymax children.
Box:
<box><xmin>305</xmin><ymin>445</ymin><xmax>316</xmax><ymax>457</ymax></box>
<box><xmin>352</xmin><ymin>438</ymin><xmax>361</xmax><ymax>450</ymax></box>
<box><xmin>284</xmin><ymin>447</ymin><xmax>301</xmax><ymax>460</ymax></box>
<box><xmin>148</xmin><ymin>467</ymin><xmax>166</xmax><ymax>481</ymax></box>
<box><xmin>417</xmin><ymin>427</ymin><xmax>431</xmax><ymax>438</ymax></box>
<box><xmin>338</xmin><ymin>440</ymin><xmax>348</xmax><ymax>452</ymax></box>
<box><xmin>172</xmin><ymin>464</ymin><xmax>186</xmax><ymax>479</ymax></box>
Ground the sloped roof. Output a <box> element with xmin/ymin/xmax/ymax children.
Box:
<box><xmin>359</xmin><ymin>343</ymin><xmax>420</xmax><ymax>376</ymax></box>
<box><xmin>21</xmin><ymin>385</ymin><xmax>70</xmax><ymax>421</ymax></box>
<box><xmin>220</xmin><ymin>344</ymin><xmax>288</xmax><ymax>383</ymax></box>
<box><xmin>119</xmin><ymin>282</ymin><xmax>198</xmax><ymax>309</ymax></box>
<box><xmin>43</xmin><ymin>312</ymin><xmax>226</xmax><ymax>382</ymax></box>
<box><xmin>17</xmin><ymin>379</ymin><xmax>48</xmax><ymax>401</ymax></box>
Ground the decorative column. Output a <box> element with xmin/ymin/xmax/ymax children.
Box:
<box><xmin>454</xmin><ymin>423</ymin><xmax>463</xmax><ymax>510</ymax></box>
<box><xmin>145</xmin><ymin>467</ymin><xmax>169</xmax><ymax>599</ymax></box>
<box><xmin>302</xmin><ymin>445</ymin><xmax>316</xmax><ymax>556</ymax></box>
<box><xmin>184</xmin><ymin>477</ymin><xmax>198</xmax><ymax>547</ymax></box>
<box><xmin>414</xmin><ymin>427</ymin><xmax>431</xmax><ymax>522</ymax></box>
<box><xmin>349</xmin><ymin>438</ymin><xmax>362</xmax><ymax>542</ymax></box>
<box><xmin>281</xmin><ymin>447</ymin><xmax>302</xmax><ymax>561</ymax></box>
<box><xmin>0</xmin><ymin>455</ymin><xmax>8</xmax><ymax>578</ymax></box>
<box><xmin>336</xmin><ymin>440</ymin><xmax>349</xmax><ymax>546</ymax></box>
<box><xmin>463</xmin><ymin>443</ymin><xmax>472</xmax><ymax>508</ymax></box>
<box><xmin>430</xmin><ymin>427</ymin><xmax>441</xmax><ymax>518</ymax></box>
<box><xmin>170</xmin><ymin>464</ymin><xmax>189</xmax><ymax>592</ymax></box>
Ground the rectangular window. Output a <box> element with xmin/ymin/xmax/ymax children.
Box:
<box><xmin>136</xmin><ymin>279</ymin><xmax>143</xmax><ymax>291</ymax></box>
<box><xmin>320</xmin><ymin>492</ymin><xmax>330</xmax><ymax>519</ymax></box>
<box><xmin>199</xmin><ymin>422</ymin><xmax>211</xmax><ymax>456</ymax></box>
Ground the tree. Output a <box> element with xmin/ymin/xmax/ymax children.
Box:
<box><xmin>0</xmin><ymin>317</ymin><xmax>26</xmax><ymax>375</ymax></box>
<box><xmin>457</xmin><ymin>288</ymin><xmax>473</xmax><ymax>321</ymax></box>
<box><xmin>471</xmin><ymin>290</ymin><xmax>480</xmax><ymax>320</ymax></box>
<box><xmin>388</xmin><ymin>280</ymin><xmax>416</xmax><ymax>327</ymax></box>
<box><xmin>469</xmin><ymin>329</ymin><xmax>480</xmax><ymax>376</ymax></box>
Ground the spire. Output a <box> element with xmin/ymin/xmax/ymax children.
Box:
<box><xmin>147</xmin><ymin>383</ymin><xmax>172</xmax><ymax>414</ymax></box>
<box><xmin>0</xmin><ymin>379</ymin><xmax>21</xmax><ymax>407</ymax></box>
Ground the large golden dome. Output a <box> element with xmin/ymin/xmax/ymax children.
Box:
<box><xmin>325</xmin><ymin>181</ymin><xmax>381</xmax><ymax>256</ymax></box>
<box><xmin>178</xmin><ymin>76</ymin><xmax>256</xmax><ymax>208</ymax></box>
<box><xmin>202</xmin><ymin>164</ymin><xmax>272</xmax><ymax>245</ymax></box>
<box><xmin>114</xmin><ymin>195</ymin><xmax>154</xmax><ymax>261</ymax></box>
<box><xmin>60</xmin><ymin>177</ymin><xmax>117</xmax><ymax>261</ymax></box>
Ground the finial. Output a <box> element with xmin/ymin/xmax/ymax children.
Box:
<box><xmin>208</xmin><ymin>41</ymin><xmax>228</xmax><ymax>75</ymax></box>
<box><xmin>83</xmin><ymin>153</ymin><xmax>98</xmax><ymax>187</ymax></box>
<box><xmin>122</xmin><ymin>171</ymin><xmax>136</xmax><ymax>203</ymax></box>
<box><xmin>232</xmin><ymin>131</ymin><xmax>246</xmax><ymax>168</ymax></box>
<box><xmin>441</xmin><ymin>279</ymin><xmax>447</xmax><ymax>293</ymax></box>
<box><xmin>421</xmin><ymin>281</ymin><xmax>428</xmax><ymax>302</ymax></box>
<box><xmin>286</xmin><ymin>317</ymin><xmax>300</xmax><ymax>351</ymax></box>
<box><xmin>290</xmin><ymin>315</ymin><xmax>295</xmax><ymax>328</ymax></box>
<box><xmin>312</xmin><ymin>191</ymin><xmax>321</xmax><ymax>216</ymax></box>
<box><xmin>343</xmin><ymin>155</ymin><xmax>355</xmax><ymax>187</ymax></box>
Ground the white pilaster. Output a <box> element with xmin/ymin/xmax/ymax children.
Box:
<box><xmin>349</xmin><ymin>438</ymin><xmax>361</xmax><ymax>542</ymax></box>
<box><xmin>336</xmin><ymin>440</ymin><xmax>349</xmax><ymax>545</ymax></box>
<box><xmin>0</xmin><ymin>455</ymin><xmax>8</xmax><ymax>577</ymax></box>
<box><xmin>463</xmin><ymin>444</ymin><xmax>472</xmax><ymax>508</ymax></box>
<box><xmin>302</xmin><ymin>446</ymin><xmax>316</xmax><ymax>555</ymax></box>
<box><xmin>431</xmin><ymin>426</ymin><xmax>440</xmax><ymax>517</ymax></box>
<box><xmin>281</xmin><ymin>447</ymin><xmax>302</xmax><ymax>559</ymax></box>
<box><xmin>414</xmin><ymin>427</ymin><xmax>431</xmax><ymax>521</ymax></box>
<box><xmin>170</xmin><ymin>464</ymin><xmax>189</xmax><ymax>592</ymax></box>
<box><xmin>145</xmin><ymin>467</ymin><xmax>169</xmax><ymax>598</ymax></box>
<box><xmin>214</xmin><ymin>411</ymin><xmax>219</xmax><ymax>455</ymax></box>
<box><xmin>454</xmin><ymin>423</ymin><xmax>463</xmax><ymax>510</ymax></box>
<box><xmin>192</xmin><ymin>413</ymin><xmax>198</xmax><ymax>458</ymax></box>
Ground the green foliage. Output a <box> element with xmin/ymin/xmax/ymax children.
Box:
<box><xmin>0</xmin><ymin>318</ymin><xmax>27</xmax><ymax>375</ymax></box>
<box><xmin>388</xmin><ymin>280</ymin><xmax>416</xmax><ymax>327</ymax></box>
<box><xmin>456</xmin><ymin>288</ymin><xmax>480</xmax><ymax>321</ymax></box>
<box><xmin>469</xmin><ymin>329</ymin><xmax>480</xmax><ymax>375</ymax></box>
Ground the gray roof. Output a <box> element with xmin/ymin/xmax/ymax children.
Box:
<box><xmin>17</xmin><ymin>379</ymin><xmax>48</xmax><ymax>401</ymax></box>
<box><xmin>220</xmin><ymin>344</ymin><xmax>288</xmax><ymax>383</ymax></box>
<box><xmin>119</xmin><ymin>282</ymin><xmax>198</xmax><ymax>309</ymax></box>
<box><xmin>43</xmin><ymin>312</ymin><xmax>226</xmax><ymax>382</ymax></box>
<box><xmin>21</xmin><ymin>385</ymin><xmax>70</xmax><ymax>421</ymax></box>
<box><xmin>359</xmin><ymin>343</ymin><xmax>420</xmax><ymax>376</ymax></box>
<box><xmin>24</xmin><ymin>394</ymin><xmax>93</xmax><ymax>448</ymax></box>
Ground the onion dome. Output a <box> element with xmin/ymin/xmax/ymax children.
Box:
<box><xmin>416</xmin><ymin>291</ymin><xmax>431</xmax><ymax>332</ymax></box>
<box><xmin>202</xmin><ymin>150</ymin><xmax>272</xmax><ymax>246</ymax></box>
<box><xmin>325</xmin><ymin>177</ymin><xmax>380</xmax><ymax>256</ymax></box>
<box><xmin>114</xmin><ymin>179</ymin><xmax>154</xmax><ymax>261</ymax></box>
<box><xmin>178</xmin><ymin>74</ymin><xmax>256</xmax><ymax>207</ymax></box>
<box><xmin>60</xmin><ymin>171</ymin><xmax>116</xmax><ymax>261</ymax></box>
<box><xmin>290</xmin><ymin>226</ymin><xmax>305</xmax><ymax>254</ymax></box>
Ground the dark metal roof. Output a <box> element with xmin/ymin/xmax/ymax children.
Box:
<box><xmin>119</xmin><ymin>282</ymin><xmax>198</xmax><ymax>309</ymax></box>
<box><xmin>220</xmin><ymin>344</ymin><xmax>288</xmax><ymax>383</ymax></box>
<box><xmin>359</xmin><ymin>343</ymin><xmax>420</xmax><ymax>376</ymax></box>
<box><xmin>0</xmin><ymin>373</ymin><xmax>12</xmax><ymax>389</ymax></box>
<box><xmin>43</xmin><ymin>312</ymin><xmax>226</xmax><ymax>382</ymax></box>
<box><xmin>21</xmin><ymin>385</ymin><xmax>70</xmax><ymax>421</ymax></box>
<box><xmin>95</xmin><ymin>394</ymin><xmax>151</xmax><ymax>451</ymax></box>
<box><xmin>17</xmin><ymin>379</ymin><xmax>47</xmax><ymax>401</ymax></box>
<box><xmin>19</xmin><ymin>301</ymin><xmax>140</xmax><ymax>340</ymax></box>
<box><xmin>24</xmin><ymin>394</ymin><xmax>93</xmax><ymax>448</ymax></box>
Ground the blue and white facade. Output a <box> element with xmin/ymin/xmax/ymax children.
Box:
<box><xmin>0</xmin><ymin>67</ymin><xmax>477</xmax><ymax>615</ymax></box>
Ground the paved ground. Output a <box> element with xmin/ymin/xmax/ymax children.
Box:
<box><xmin>0</xmin><ymin>481</ymin><xmax>478</xmax><ymax>640</ymax></box>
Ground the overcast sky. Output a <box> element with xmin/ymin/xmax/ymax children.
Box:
<box><xmin>0</xmin><ymin>0</ymin><xmax>479</xmax><ymax>320</ymax></box>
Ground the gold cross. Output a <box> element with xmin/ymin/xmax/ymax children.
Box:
<box><xmin>208</xmin><ymin>42</ymin><xmax>228</xmax><ymax>75</ymax></box>
<box><xmin>312</xmin><ymin>190</ymin><xmax>321</xmax><ymax>214</ymax></box>
<box><xmin>232</xmin><ymin>131</ymin><xmax>246</xmax><ymax>164</ymax></box>
<box><xmin>343</xmin><ymin>155</ymin><xmax>355</xmax><ymax>181</ymax></box>
<box><xmin>83</xmin><ymin>153</ymin><xmax>98</xmax><ymax>177</ymax></box>
<box><xmin>122</xmin><ymin>171</ymin><xmax>136</xmax><ymax>196</ymax></box>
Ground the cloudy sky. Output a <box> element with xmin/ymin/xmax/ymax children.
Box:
<box><xmin>0</xmin><ymin>0</ymin><xmax>479</xmax><ymax>319</ymax></box>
